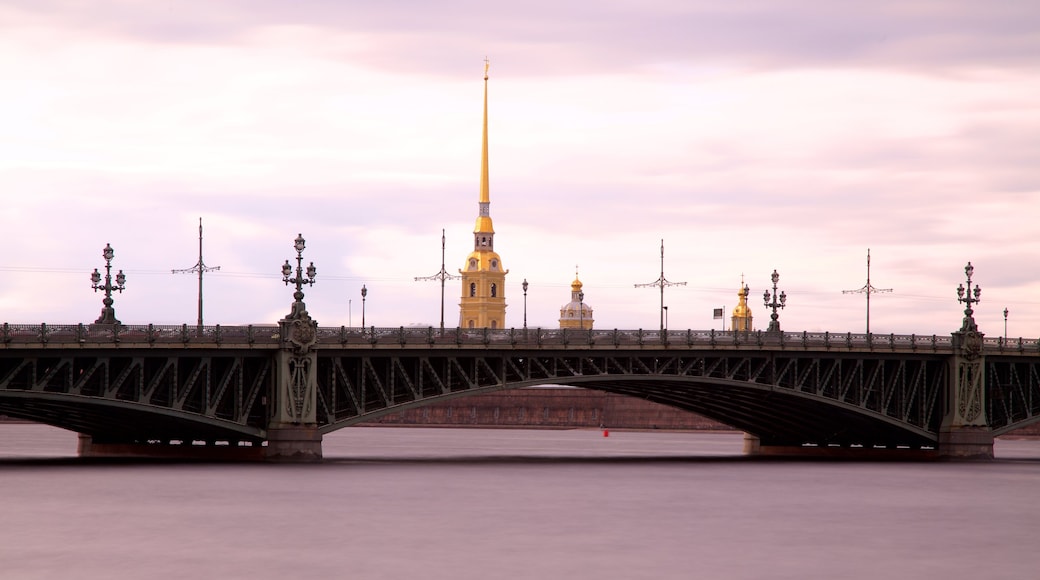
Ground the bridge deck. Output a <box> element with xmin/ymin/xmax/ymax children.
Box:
<box><xmin>2</xmin><ymin>324</ymin><xmax>1038</xmax><ymax>455</ymax></box>
<box><xmin>2</xmin><ymin>323</ymin><xmax>1038</xmax><ymax>356</ymax></box>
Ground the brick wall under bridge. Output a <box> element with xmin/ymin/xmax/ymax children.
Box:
<box><xmin>366</xmin><ymin>386</ymin><xmax>1040</xmax><ymax>436</ymax></box>
<box><xmin>367</xmin><ymin>386</ymin><xmax>733</xmax><ymax>430</ymax></box>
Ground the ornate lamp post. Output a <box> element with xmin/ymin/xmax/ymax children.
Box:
<box><xmin>762</xmin><ymin>269</ymin><xmax>786</xmax><ymax>332</ymax></box>
<box><xmin>741</xmin><ymin>283</ymin><xmax>749</xmax><ymax>334</ymax></box>
<box><xmin>361</xmin><ymin>284</ymin><xmax>368</xmax><ymax>329</ymax></box>
<box><xmin>1003</xmin><ymin>307</ymin><xmax>1009</xmax><ymax>342</ymax></box>
<box><xmin>522</xmin><ymin>278</ymin><xmax>529</xmax><ymax>330</ymax></box>
<box><xmin>957</xmin><ymin>262</ymin><xmax>981</xmax><ymax>332</ymax></box>
<box><xmin>271</xmin><ymin>233</ymin><xmax>321</xmax><ymax>460</ymax></box>
<box><xmin>579</xmin><ymin>290</ymin><xmax>585</xmax><ymax>329</ymax></box>
<box><xmin>281</xmin><ymin>233</ymin><xmax>316</xmax><ymax>319</ymax></box>
<box><xmin>90</xmin><ymin>243</ymin><xmax>126</xmax><ymax>325</ymax></box>
<box><xmin>663</xmin><ymin>305</ymin><xmax>669</xmax><ymax>333</ymax></box>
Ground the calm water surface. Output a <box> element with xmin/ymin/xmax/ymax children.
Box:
<box><xmin>2</xmin><ymin>424</ymin><xmax>1039</xmax><ymax>580</ymax></box>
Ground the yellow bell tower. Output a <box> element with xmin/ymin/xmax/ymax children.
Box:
<box><xmin>459</xmin><ymin>59</ymin><xmax>508</xmax><ymax>329</ymax></box>
<box><xmin>731</xmin><ymin>276</ymin><xmax>754</xmax><ymax>332</ymax></box>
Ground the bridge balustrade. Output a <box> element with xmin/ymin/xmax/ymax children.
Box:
<box><xmin>3</xmin><ymin>323</ymin><xmax>1038</xmax><ymax>355</ymax></box>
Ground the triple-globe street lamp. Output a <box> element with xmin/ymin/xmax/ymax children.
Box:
<box><xmin>957</xmin><ymin>262</ymin><xmax>981</xmax><ymax>332</ymax></box>
<box><xmin>281</xmin><ymin>233</ymin><xmax>316</xmax><ymax>319</ymax></box>
<box><xmin>90</xmin><ymin>243</ymin><xmax>126</xmax><ymax>325</ymax></box>
<box><xmin>763</xmin><ymin>269</ymin><xmax>786</xmax><ymax>333</ymax></box>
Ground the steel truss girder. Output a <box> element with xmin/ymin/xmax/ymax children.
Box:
<box><xmin>0</xmin><ymin>351</ymin><xmax>269</xmax><ymax>443</ymax></box>
<box><xmin>3</xmin><ymin>345</ymin><xmax>1035</xmax><ymax>446</ymax></box>
<box><xmin>988</xmin><ymin>358</ymin><xmax>1040</xmax><ymax>435</ymax></box>
<box><xmin>315</xmin><ymin>349</ymin><xmax>947</xmax><ymax>446</ymax></box>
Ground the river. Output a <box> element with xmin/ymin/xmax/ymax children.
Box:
<box><xmin>2</xmin><ymin>424</ymin><xmax>1039</xmax><ymax>579</ymax></box>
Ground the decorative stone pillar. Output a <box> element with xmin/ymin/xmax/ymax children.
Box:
<box><xmin>267</xmin><ymin>313</ymin><xmax>322</xmax><ymax>462</ymax></box>
<box><xmin>939</xmin><ymin>330</ymin><xmax>992</xmax><ymax>459</ymax></box>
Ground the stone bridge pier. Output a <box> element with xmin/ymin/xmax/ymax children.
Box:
<box><xmin>264</xmin><ymin>293</ymin><xmax>323</xmax><ymax>462</ymax></box>
<box><xmin>937</xmin><ymin>330</ymin><xmax>993</xmax><ymax>459</ymax></box>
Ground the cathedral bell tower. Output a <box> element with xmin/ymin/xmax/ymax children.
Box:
<box><xmin>459</xmin><ymin>60</ymin><xmax>508</xmax><ymax>329</ymax></box>
<box><xmin>731</xmin><ymin>276</ymin><xmax>753</xmax><ymax>332</ymax></box>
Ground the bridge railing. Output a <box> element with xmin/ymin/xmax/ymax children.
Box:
<box><xmin>4</xmin><ymin>322</ymin><xmax>1037</xmax><ymax>354</ymax></box>
<box><xmin>0</xmin><ymin>322</ymin><xmax>283</xmax><ymax>346</ymax></box>
<box><xmin>299</xmin><ymin>326</ymin><xmax>1040</xmax><ymax>353</ymax></box>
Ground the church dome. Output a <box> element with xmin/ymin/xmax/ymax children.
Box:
<box><xmin>560</xmin><ymin>268</ymin><xmax>593</xmax><ymax>330</ymax></box>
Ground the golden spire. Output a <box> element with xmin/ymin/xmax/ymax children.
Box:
<box><xmin>467</xmin><ymin>59</ymin><xmax>499</xmax><ymax>251</ymax></box>
<box><xmin>479</xmin><ymin>59</ymin><xmax>490</xmax><ymax>204</ymax></box>
<box><xmin>473</xmin><ymin>58</ymin><xmax>494</xmax><ymax>235</ymax></box>
<box><xmin>571</xmin><ymin>264</ymin><xmax>583</xmax><ymax>292</ymax></box>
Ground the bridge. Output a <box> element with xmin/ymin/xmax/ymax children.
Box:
<box><xmin>1</xmin><ymin>318</ymin><xmax>1038</xmax><ymax>461</ymax></box>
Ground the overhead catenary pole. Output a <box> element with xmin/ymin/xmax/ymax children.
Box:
<box><xmin>842</xmin><ymin>248</ymin><xmax>892</xmax><ymax>334</ymax></box>
<box><xmin>415</xmin><ymin>228</ymin><xmax>461</xmax><ymax>335</ymax></box>
<box><xmin>172</xmin><ymin>218</ymin><xmax>221</xmax><ymax>333</ymax></box>
<box><xmin>634</xmin><ymin>239</ymin><xmax>686</xmax><ymax>334</ymax></box>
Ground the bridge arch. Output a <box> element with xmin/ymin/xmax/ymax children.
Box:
<box><xmin>318</xmin><ymin>373</ymin><xmax>937</xmax><ymax>448</ymax></box>
<box><xmin>0</xmin><ymin>391</ymin><xmax>265</xmax><ymax>443</ymax></box>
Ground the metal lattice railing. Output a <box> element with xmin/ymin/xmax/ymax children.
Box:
<box><xmin>2</xmin><ymin>322</ymin><xmax>1038</xmax><ymax>355</ymax></box>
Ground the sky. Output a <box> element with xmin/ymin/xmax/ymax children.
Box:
<box><xmin>1</xmin><ymin>0</ymin><xmax>1038</xmax><ymax>337</ymax></box>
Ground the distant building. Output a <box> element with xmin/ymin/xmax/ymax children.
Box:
<box><xmin>459</xmin><ymin>61</ymin><xmax>508</xmax><ymax>329</ymax></box>
<box><xmin>731</xmin><ymin>277</ymin><xmax>753</xmax><ymax>331</ymax></box>
<box><xmin>559</xmin><ymin>268</ymin><xmax>594</xmax><ymax>330</ymax></box>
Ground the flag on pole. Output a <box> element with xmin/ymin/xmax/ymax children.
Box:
<box><xmin>713</xmin><ymin>308</ymin><xmax>724</xmax><ymax>319</ymax></box>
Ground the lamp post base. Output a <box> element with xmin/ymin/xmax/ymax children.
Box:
<box><xmin>95</xmin><ymin>308</ymin><xmax>120</xmax><ymax>325</ymax></box>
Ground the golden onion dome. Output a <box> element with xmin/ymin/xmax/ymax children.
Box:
<box><xmin>732</xmin><ymin>279</ymin><xmax>751</xmax><ymax>318</ymax></box>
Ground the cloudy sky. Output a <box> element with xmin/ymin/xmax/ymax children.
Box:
<box><xmin>2</xmin><ymin>0</ymin><xmax>1037</xmax><ymax>337</ymax></box>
